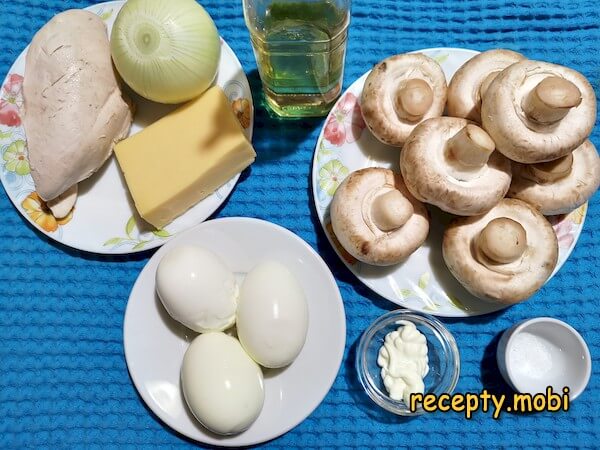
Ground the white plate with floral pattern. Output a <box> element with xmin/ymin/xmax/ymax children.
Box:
<box><xmin>311</xmin><ymin>47</ymin><xmax>586</xmax><ymax>317</ymax></box>
<box><xmin>0</xmin><ymin>1</ymin><xmax>253</xmax><ymax>254</ymax></box>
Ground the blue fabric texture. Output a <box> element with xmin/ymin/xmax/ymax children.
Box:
<box><xmin>1</xmin><ymin>0</ymin><xmax>599</xmax><ymax>448</ymax></box>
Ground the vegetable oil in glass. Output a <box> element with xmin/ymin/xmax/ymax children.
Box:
<box><xmin>243</xmin><ymin>0</ymin><xmax>351</xmax><ymax>117</ymax></box>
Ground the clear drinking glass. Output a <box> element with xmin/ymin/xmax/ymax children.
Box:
<box><xmin>243</xmin><ymin>0</ymin><xmax>351</xmax><ymax>117</ymax></box>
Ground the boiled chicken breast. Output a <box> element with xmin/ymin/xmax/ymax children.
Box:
<box><xmin>23</xmin><ymin>9</ymin><xmax>132</xmax><ymax>203</ymax></box>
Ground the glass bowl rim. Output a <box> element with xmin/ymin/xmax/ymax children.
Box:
<box><xmin>356</xmin><ymin>309</ymin><xmax>461</xmax><ymax>416</ymax></box>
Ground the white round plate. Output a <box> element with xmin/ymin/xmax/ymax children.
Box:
<box><xmin>0</xmin><ymin>1</ymin><xmax>254</xmax><ymax>254</ymax></box>
<box><xmin>312</xmin><ymin>47</ymin><xmax>587</xmax><ymax>317</ymax></box>
<box><xmin>123</xmin><ymin>217</ymin><xmax>346</xmax><ymax>446</ymax></box>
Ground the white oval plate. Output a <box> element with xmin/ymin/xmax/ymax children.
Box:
<box><xmin>0</xmin><ymin>1</ymin><xmax>254</xmax><ymax>254</ymax></box>
<box><xmin>311</xmin><ymin>47</ymin><xmax>586</xmax><ymax>317</ymax></box>
<box><xmin>123</xmin><ymin>217</ymin><xmax>346</xmax><ymax>446</ymax></box>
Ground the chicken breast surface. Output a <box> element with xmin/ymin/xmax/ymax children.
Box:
<box><xmin>23</xmin><ymin>9</ymin><xmax>132</xmax><ymax>201</ymax></box>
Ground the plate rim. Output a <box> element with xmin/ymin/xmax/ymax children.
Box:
<box><xmin>310</xmin><ymin>46</ymin><xmax>588</xmax><ymax>318</ymax></box>
<box><xmin>0</xmin><ymin>0</ymin><xmax>254</xmax><ymax>255</ymax></box>
<box><xmin>123</xmin><ymin>216</ymin><xmax>347</xmax><ymax>446</ymax></box>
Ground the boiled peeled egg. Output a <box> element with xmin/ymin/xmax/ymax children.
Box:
<box><xmin>181</xmin><ymin>332</ymin><xmax>264</xmax><ymax>435</ymax></box>
<box><xmin>236</xmin><ymin>261</ymin><xmax>308</xmax><ymax>368</ymax></box>
<box><xmin>155</xmin><ymin>245</ymin><xmax>237</xmax><ymax>332</ymax></box>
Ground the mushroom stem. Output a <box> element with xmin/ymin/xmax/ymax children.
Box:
<box><xmin>529</xmin><ymin>153</ymin><xmax>574</xmax><ymax>182</ymax></box>
<box><xmin>477</xmin><ymin>218</ymin><xmax>527</xmax><ymax>264</ymax></box>
<box><xmin>371</xmin><ymin>189</ymin><xmax>414</xmax><ymax>232</ymax></box>
<box><xmin>394</xmin><ymin>79</ymin><xmax>434</xmax><ymax>122</ymax></box>
<box><xmin>522</xmin><ymin>76</ymin><xmax>582</xmax><ymax>123</ymax></box>
<box><xmin>447</xmin><ymin>124</ymin><xmax>495</xmax><ymax>168</ymax></box>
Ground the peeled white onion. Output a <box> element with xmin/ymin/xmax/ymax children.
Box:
<box><xmin>110</xmin><ymin>0</ymin><xmax>221</xmax><ymax>104</ymax></box>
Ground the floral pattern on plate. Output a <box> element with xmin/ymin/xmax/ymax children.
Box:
<box><xmin>549</xmin><ymin>204</ymin><xmax>587</xmax><ymax>250</ymax></box>
<box><xmin>0</xmin><ymin>74</ymin><xmax>23</xmax><ymax>127</ymax></box>
<box><xmin>232</xmin><ymin>98</ymin><xmax>251</xmax><ymax>129</ymax></box>
<box><xmin>311</xmin><ymin>48</ymin><xmax>587</xmax><ymax>317</ymax></box>
<box><xmin>224</xmin><ymin>79</ymin><xmax>253</xmax><ymax>130</ymax></box>
<box><xmin>103</xmin><ymin>216</ymin><xmax>171</xmax><ymax>251</ymax></box>
<box><xmin>21</xmin><ymin>191</ymin><xmax>73</xmax><ymax>233</ymax></box>
<box><xmin>3</xmin><ymin>140</ymin><xmax>29</xmax><ymax>175</ymax></box>
<box><xmin>318</xmin><ymin>159</ymin><xmax>349</xmax><ymax>197</ymax></box>
<box><xmin>323</xmin><ymin>92</ymin><xmax>366</xmax><ymax>146</ymax></box>
<box><xmin>388</xmin><ymin>271</ymin><xmax>471</xmax><ymax>313</ymax></box>
<box><xmin>95</xmin><ymin>6</ymin><xmax>113</xmax><ymax>21</ymax></box>
<box><xmin>0</xmin><ymin>1</ymin><xmax>254</xmax><ymax>254</ymax></box>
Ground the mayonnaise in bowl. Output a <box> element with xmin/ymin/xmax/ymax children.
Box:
<box><xmin>356</xmin><ymin>310</ymin><xmax>460</xmax><ymax>416</ymax></box>
<box><xmin>377</xmin><ymin>320</ymin><xmax>429</xmax><ymax>405</ymax></box>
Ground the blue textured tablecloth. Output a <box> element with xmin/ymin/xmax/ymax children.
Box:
<box><xmin>1</xmin><ymin>0</ymin><xmax>599</xmax><ymax>448</ymax></box>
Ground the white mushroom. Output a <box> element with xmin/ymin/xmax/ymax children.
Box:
<box><xmin>443</xmin><ymin>199</ymin><xmax>558</xmax><ymax>304</ymax></box>
<box><xmin>400</xmin><ymin>117</ymin><xmax>512</xmax><ymax>215</ymax></box>
<box><xmin>361</xmin><ymin>54</ymin><xmax>447</xmax><ymax>147</ymax></box>
<box><xmin>330</xmin><ymin>168</ymin><xmax>429</xmax><ymax>266</ymax></box>
<box><xmin>481</xmin><ymin>60</ymin><xmax>596</xmax><ymax>163</ymax></box>
<box><xmin>447</xmin><ymin>49</ymin><xmax>525</xmax><ymax>123</ymax></box>
<box><xmin>508</xmin><ymin>140</ymin><xmax>600</xmax><ymax>215</ymax></box>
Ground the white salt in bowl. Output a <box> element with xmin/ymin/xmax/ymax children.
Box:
<box><xmin>497</xmin><ymin>317</ymin><xmax>592</xmax><ymax>400</ymax></box>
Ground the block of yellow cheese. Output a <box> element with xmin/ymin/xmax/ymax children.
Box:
<box><xmin>114</xmin><ymin>86</ymin><xmax>256</xmax><ymax>229</ymax></box>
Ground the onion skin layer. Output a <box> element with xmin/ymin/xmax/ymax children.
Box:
<box><xmin>110</xmin><ymin>0</ymin><xmax>221</xmax><ymax>104</ymax></box>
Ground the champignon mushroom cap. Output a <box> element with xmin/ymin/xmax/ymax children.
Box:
<box><xmin>481</xmin><ymin>60</ymin><xmax>596</xmax><ymax>163</ymax></box>
<box><xmin>330</xmin><ymin>167</ymin><xmax>429</xmax><ymax>266</ymax></box>
<box><xmin>400</xmin><ymin>117</ymin><xmax>512</xmax><ymax>215</ymax></box>
<box><xmin>442</xmin><ymin>198</ymin><xmax>558</xmax><ymax>304</ymax></box>
<box><xmin>447</xmin><ymin>49</ymin><xmax>525</xmax><ymax>123</ymax></box>
<box><xmin>360</xmin><ymin>53</ymin><xmax>447</xmax><ymax>147</ymax></box>
<box><xmin>508</xmin><ymin>140</ymin><xmax>600</xmax><ymax>215</ymax></box>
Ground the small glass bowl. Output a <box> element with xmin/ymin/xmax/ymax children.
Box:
<box><xmin>356</xmin><ymin>309</ymin><xmax>460</xmax><ymax>416</ymax></box>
